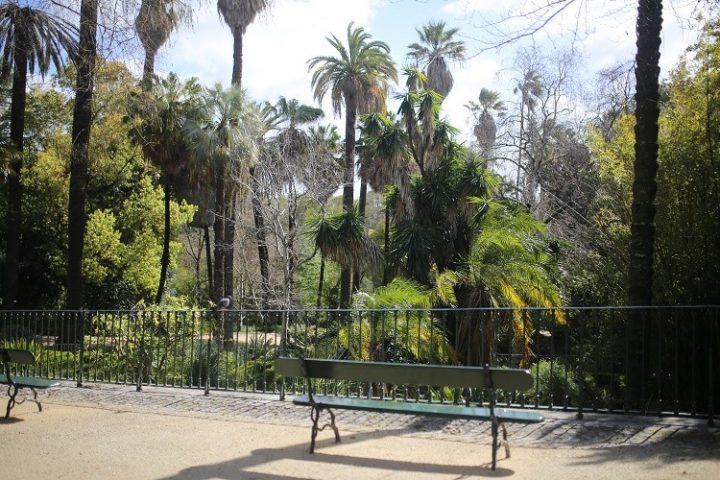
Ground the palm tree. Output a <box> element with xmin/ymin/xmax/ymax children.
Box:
<box><xmin>217</xmin><ymin>0</ymin><xmax>270</xmax><ymax>87</ymax></box>
<box><xmin>217</xmin><ymin>0</ymin><xmax>272</xmax><ymax>306</ymax></box>
<box><xmin>0</xmin><ymin>3</ymin><xmax>78</xmax><ymax>309</ymax></box>
<box><xmin>407</xmin><ymin>21</ymin><xmax>465</xmax><ymax>99</ymax></box>
<box><xmin>186</xmin><ymin>84</ymin><xmax>261</xmax><ymax>322</ymax></box>
<box><xmin>127</xmin><ymin>73</ymin><xmax>202</xmax><ymax>304</ymax></box>
<box><xmin>308</xmin><ymin>22</ymin><xmax>397</xmax><ymax>307</ymax></box>
<box><xmin>455</xmin><ymin>201</ymin><xmax>564</xmax><ymax>366</ymax></box>
<box><xmin>135</xmin><ymin>0</ymin><xmax>192</xmax><ymax>86</ymax></box>
<box><xmin>466</xmin><ymin>88</ymin><xmax>505</xmax><ymax>155</ymax></box>
<box><xmin>308</xmin><ymin>208</ymin><xmax>383</xmax><ymax>309</ymax></box>
<box><xmin>513</xmin><ymin>69</ymin><xmax>543</xmax><ymax>202</ymax></box>
<box><xmin>359</xmin><ymin>113</ymin><xmax>412</xmax><ymax>284</ymax></box>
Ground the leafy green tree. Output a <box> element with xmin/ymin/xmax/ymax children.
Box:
<box><xmin>0</xmin><ymin>3</ymin><xmax>77</xmax><ymax>309</ymax></box>
<box><xmin>407</xmin><ymin>21</ymin><xmax>465</xmax><ymax>99</ymax></box>
<box><xmin>308</xmin><ymin>22</ymin><xmax>398</xmax><ymax>307</ymax></box>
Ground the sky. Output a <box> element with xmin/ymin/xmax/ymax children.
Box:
<box><xmin>154</xmin><ymin>0</ymin><xmax>703</xmax><ymax>136</ymax></box>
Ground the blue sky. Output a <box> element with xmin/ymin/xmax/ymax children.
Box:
<box><xmin>154</xmin><ymin>0</ymin><xmax>701</xmax><ymax>135</ymax></box>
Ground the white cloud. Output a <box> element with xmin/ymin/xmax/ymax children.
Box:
<box><xmin>160</xmin><ymin>0</ymin><xmax>380</xmax><ymax>111</ymax></box>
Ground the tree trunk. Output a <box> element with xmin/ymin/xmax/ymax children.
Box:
<box><xmin>230</xmin><ymin>28</ymin><xmax>243</xmax><ymax>87</ymax></box>
<box><xmin>141</xmin><ymin>48</ymin><xmax>156</xmax><ymax>88</ymax></box>
<box><xmin>628</xmin><ymin>0</ymin><xmax>663</xmax><ymax>307</ymax></box>
<box><xmin>223</xmin><ymin>190</ymin><xmax>236</xmax><ymax>299</ymax></box>
<box><xmin>213</xmin><ymin>167</ymin><xmax>226</xmax><ymax>305</ymax></box>
<box><xmin>627</xmin><ymin>0</ymin><xmax>663</xmax><ymax>413</ymax></box>
<box><xmin>316</xmin><ymin>255</ymin><xmax>325</xmax><ymax>309</ymax></box>
<box><xmin>2</xmin><ymin>43</ymin><xmax>28</xmax><ymax>309</ymax></box>
<box><xmin>250</xmin><ymin>167</ymin><xmax>271</xmax><ymax>308</ymax></box>
<box><xmin>340</xmin><ymin>94</ymin><xmax>358</xmax><ymax>308</ymax></box>
<box><xmin>155</xmin><ymin>177</ymin><xmax>172</xmax><ymax>304</ymax></box>
<box><xmin>382</xmin><ymin>202</ymin><xmax>390</xmax><ymax>286</ymax></box>
<box><xmin>66</xmin><ymin>0</ymin><xmax>98</xmax><ymax>314</ymax></box>
<box><xmin>204</xmin><ymin>226</ymin><xmax>213</xmax><ymax>301</ymax></box>
<box><xmin>353</xmin><ymin>176</ymin><xmax>367</xmax><ymax>293</ymax></box>
<box><xmin>286</xmin><ymin>193</ymin><xmax>297</xmax><ymax>307</ymax></box>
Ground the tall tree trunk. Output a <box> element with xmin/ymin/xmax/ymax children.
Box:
<box><xmin>382</xmin><ymin>202</ymin><xmax>390</xmax><ymax>286</ymax></box>
<box><xmin>204</xmin><ymin>226</ymin><xmax>213</xmax><ymax>301</ymax></box>
<box><xmin>286</xmin><ymin>190</ymin><xmax>297</xmax><ymax>307</ymax></box>
<box><xmin>628</xmin><ymin>0</ymin><xmax>663</xmax><ymax>307</ymax></box>
<box><xmin>316</xmin><ymin>255</ymin><xmax>325</xmax><ymax>309</ymax></box>
<box><xmin>155</xmin><ymin>177</ymin><xmax>172</xmax><ymax>304</ymax></box>
<box><xmin>353</xmin><ymin>176</ymin><xmax>367</xmax><ymax>293</ymax></box>
<box><xmin>142</xmin><ymin>48</ymin><xmax>156</xmax><ymax>87</ymax></box>
<box><xmin>66</xmin><ymin>0</ymin><xmax>98</xmax><ymax>313</ymax></box>
<box><xmin>2</xmin><ymin>43</ymin><xmax>28</xmax><ymax>309</ymax></box>
<box><xmin>213</xmin><ymin>168</ymin><xmax>226</xmax><ymax>304</ymax></box>
<box><xmin>223</xmin><ymin>191</ymin><xmax>236</xmax><ymax>299</ymax></box>
<box><xmin>627</xmin><ymin>0</ymin><xmax>663</xmax><ymax>413</ymax></box>
<box><xmin>230</xmin><ymin>28</ymin><xmax>243</xmax><ymax>87</ymax></box>
<box><xmin>250</xmin><ymin>167</ymin><xmax>271</xmax><ymax>308</ymax></box>
<box><xmin>226</xmin><ymin>29</ymin><xmax>242</xmax><ymax>307</ymax></box>
<box><xmin>340</xmin><ymin>94</ymin><xmax>357</xmax><ymax>308</ymax></box>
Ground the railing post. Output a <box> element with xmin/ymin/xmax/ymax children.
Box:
<box><xmin>137</xmin><ymin>311</ymin><xmax>145</xmax><ymax>392</ymax></box>
<box><xmin>709</xmin><ymin>309</ymin><xmax>715</xmax><ymax>427</ymax></box>
<box><xmin>76</xmin><ymin>311</ymin><xmax>85</xmax><ymax>387</ymax></box>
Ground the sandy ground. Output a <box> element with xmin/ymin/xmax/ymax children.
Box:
<box><xmin>2</xmin><ymin>402</ymin><xmax>718</xmax><ymax>480</ymax></box>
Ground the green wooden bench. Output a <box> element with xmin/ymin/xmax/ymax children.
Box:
<box><xmin>275</xmin><ymin>357</ymin><xmax>544</xmax><ymax>470</ymax></box>
<box><xmin>1</xmin><ymin>348</ymin><xmax>60</xmax><ymax>419</ymax></box>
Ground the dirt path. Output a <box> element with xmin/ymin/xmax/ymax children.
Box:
<box><xmin>2</xmin><ymin>402</ymin><xmax>718</xmax><ymax>479</ymax></box>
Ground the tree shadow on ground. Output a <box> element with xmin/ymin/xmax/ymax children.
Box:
<box><xmin>156</xmin><ymin>426</ymin><xmax>514</xmax><ymax>480</ymax></box>
<box><xmin>566</xmin><ymin>429</ymin><xmax>720</xmax><ymax>467</ymax></box>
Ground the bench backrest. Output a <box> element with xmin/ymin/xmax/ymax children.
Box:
<box><xmin>0</xmin><ymin>348</ymin><xmax>37</xmax><ymax>365</ymax></box>
<box><xmin>275</xmin><ymin>357</ymin><xmax>534</xmax><ymax>392</ymax></box>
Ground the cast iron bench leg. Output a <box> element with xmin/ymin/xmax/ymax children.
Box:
<box><xmin>31</xmin><ymin>387</ymin><xmax>42</xmax><ymax>412</ymax></box>
<box><xmin>309</xmin><ymin>405</ymin><xmax>341</xmax><ymax>453</ymax></box>
<box><xmin>5</xmin><ymin>384</ymin><xmax>18</xmax><ymax>419</ymax></box>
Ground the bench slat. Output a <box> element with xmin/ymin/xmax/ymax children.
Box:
<box><xmin>275</xmin><ymin>357</ymin><xmax>534</xmax><ymax>391</ymax></box>
<box><xmin>0</xmin><ymin>374</ymin><xmax>60</xmax><ymax>389</ymax></box>
<box><xmin>293</xmin><ymin>395</ymin><xmax>544</xmax><ymax>424</ymax></box>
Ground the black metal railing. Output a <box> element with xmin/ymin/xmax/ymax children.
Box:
<box><xmin>0</xmin><ymin>307</ymin><xmax>716</xmax><ymax>422</ymax></box>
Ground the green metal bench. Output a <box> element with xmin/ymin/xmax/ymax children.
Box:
<box><xmin>1</xmin><ymin>348</ymin><xmax>60</xmax><ymax>419</ymax></box>
<box><xmin>275</xmin><ymin>357</ymin><xmax>544</xmax><ymax>470</ymax></box>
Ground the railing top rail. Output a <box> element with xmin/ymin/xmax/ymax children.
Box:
<box><xmin>1</xmin><ymin>305</ymin><xmax>719</xmax><ymax>314</ymax></box>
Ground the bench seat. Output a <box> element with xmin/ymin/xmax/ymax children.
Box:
<box><xmin>293</xmin><ymin>395</ymin><xmax>544</xmax><ymax>423</ymax></box>
<box><xmin>0</xmin><ymin>374</ymin><xmax>60</xmax><ymax>390</ymax></box>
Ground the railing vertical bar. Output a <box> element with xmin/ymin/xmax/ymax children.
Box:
<box><xmin>692</xmin><ymin>309</ymin><xmax>697</xmax><ymax>416</ymax></box>
<box><xmin>657</xmin><ymin>309</ymin><xmax>663</xmax><ymax>414</ymax></box>
<box><xmin>708</xmin><ymin>308</ymin><xmax>715</xmax><ymax>426</ymax></box>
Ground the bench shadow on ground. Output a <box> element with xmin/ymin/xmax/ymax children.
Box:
<box><xmin>0</xmin><ymin>416</ymin><xmax>24</xmax><ymax>424</ymax></box>
<box><xmin>156</xmin><ymin>426</ymin><xmax>515</xmax><ymax>480</ymax></box>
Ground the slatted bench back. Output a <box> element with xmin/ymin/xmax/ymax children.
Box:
<box><xmin>1</xmin><ymin>348</ymin><xmax>37</xmax><ymax>365</ymax></box>
<box><xmin>275</xmin><ymin>357</ymin><xmax>533</xmax><ymax>392</ymax></box>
